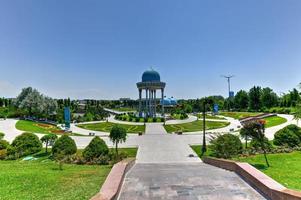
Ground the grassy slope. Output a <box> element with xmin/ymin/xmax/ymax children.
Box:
<box><xmin>0</xmin><ymin>147</ymin><xmax>137</xmax><ymax>200</ymax></box>
<box><xmin>0</xmin><ymin>160</ymin><xmax>111</xmax><ymax>200</ymax></box>
<box><xmin>16</xmin><ymin>120</ymin><xmax>62</xmax><ymax>134</ymax></box>
<box><xmin>234</xmin><ymin>152</ymin><xmax>301</xmax><ymax>191</ymax></box>
<box><xmin>164</xmin><ymin>120</ymin><xmax>230</xmax><ymax>133</ymax></box>
<box><xmin>264</xmin><ymin>116</ymin><xmax>287</xmax><ymax>128</ymax></box>
<box><xmin>78</xmin><ymin>122</ymin><xmax>145</xmax><ymax>133</ymax></box>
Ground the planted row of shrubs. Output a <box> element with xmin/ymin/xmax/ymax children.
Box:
<box><xmin>115</xmin><ymin>113</ymin><xmax>165</xmax><ymax>123</ymax></box>
<box><xmin>0</xmin><ymin>131</ymin><xmax>127</xmax><ymax>166</ymax></box>
<box><xmin>208</xmin><ymin>124</ymin><xmax>301</xmax><ymax>160</ymax></box>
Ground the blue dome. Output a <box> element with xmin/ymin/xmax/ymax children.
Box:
<box><xmin>160</xmin><ymin>97</ymin><xmax>178</xmax><ymax>106</ymax></box>
<box><xmin>142</xmin><ymin>69</ymin><xmax>160</xmax><ymax>82</ymax></box>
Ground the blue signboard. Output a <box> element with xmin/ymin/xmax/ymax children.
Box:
<box><xmin>64</xmin><ymin>107</ymin><xmax>71</xmax><ymax>129</ymax></box>
<box><xmin>213</xmin><ymin>104</ymin><xmax>219</xmax><ymax>114</ymax></box>
<box><xmin>229</xmin><ymin>91</ymin><xmax>235</xmax><ymax>98</ymax></box>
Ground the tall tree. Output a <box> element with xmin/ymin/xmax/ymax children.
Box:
<box><xmin>249</xmin><ymin>86</ymin><xmax>262</xmax><ymax>111</ymax></box>
<box><xmin>109</xmin><ymin>125</ymin><xmax>127</xmax><ymax>156</ymax></box>
<box><xmin>261</xmin><ymin>87</ymin><xmax>278</xmax><ymax>109</ymax></box>
<box><xmin>234</xmin><ymin>90</ymin><xmax>249</xmax><ymax>110</ymax></box>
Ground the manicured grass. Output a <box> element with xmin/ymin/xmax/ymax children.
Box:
<box><xmin>15</xmin><ymin>120</ymin><xmax>85</xmax><ymax>136</ymax></box>
<box><xmin>16</xmin><ymin>120</ymin><xmax>63</xmax><ymax>134</ymax></box>
<box><xmin>110</xmin><ymin>107</ymin><xmax>136</xmax><ymax>112</ymax></box>
<box><xmin>190</xmin><ymin>145</ymin><xmax>213</xmax><ymax>157</ymax></box>
<box><xmin>164</xmin><ymin>120</ymin><xmax>230</xmax><ymax>133</ymax></box>
<box><xmin>234</xmin><ymin>152</ymin><xmax>301</xmax><ymax>191</ymax></box>
<box><xmin>0</xmin><ymin>160</ymin><xmax>111</xmax><ymax>200</ymax></box>
<box><xmin>264</xmin><ymin>116</ymin><xmax>287</xmax><ymax>128</ymax></box>
<box><xmin>196</xmin><ymin>114</ymin><xmax>226</xmax><ymax>120</ymax></box>
<box><xmin>219</xmin><ymin>112</ymin><xmax>262</xmax><ymax>120</ymax></box>
<box><xmin>78</xmin><ymin>122</ymin><xmax>145</xmax><ymax>133</ymax></box>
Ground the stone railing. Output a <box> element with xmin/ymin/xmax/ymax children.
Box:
<box><xmin>203</xmin><ymin>157</ymin><xmax>301</xmax><ymax>200</ymax></box>
<box><xmin>90</xmin><ymin>158</ymin><xmax>135</xmax><ymax>200</ymax></box>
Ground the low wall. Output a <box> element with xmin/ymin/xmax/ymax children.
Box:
<box><xmin>203</xmin><ymin>157</ymin><xmax>301</xmax><ymax>200</ymax></box>
<box><xmin>90</xmin><ymin>158</ymin><xmax>135</xmax><ymax>200</ymax></box>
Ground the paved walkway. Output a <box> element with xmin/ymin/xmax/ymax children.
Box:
<box><xmin>118</xmin><ymin>163</ymin><xmax>266</xmax><ymax>200</ymax></box>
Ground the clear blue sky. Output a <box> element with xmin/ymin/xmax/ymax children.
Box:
<box><xmin>0</xmin><ymin>0</ymin><xmax>301</xmax><ymax>99</ymax></box>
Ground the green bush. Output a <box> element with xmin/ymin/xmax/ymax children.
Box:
<box><xmin>285</xmin><ymin>124</ymin><xmax>301</xmax><ymax>140</ymax></box>
<box><xmin>10</xmin><ymin>132</ymin><xmax>42</xmax><ymax>158</ymax></box>
<box><xmin>250</xmin><ymin>137</ymin><xmax>273</xmax><ymax>152</ymax></box>
<box><xmin>0</xmin><ymin>132</ymin><xmax>4</xmax><ymax>140</ymax></box>
<box><xmin>274</xmin><ymin>128</ymin><xmax>300</xmax><ymax>147</ymax></box>
<box><xmin>83</xmin><ymin>136</ymin><xmax>109</xmax><ymax>161</ymax></box>
<box><xmin>52</xmin><ymin>135</ymin><xmax>77</xmax><ymax>156</ymax></box>
<box><xmin>211</xmin><ymin>134</ymin><xmax>242</xmax><ymax>159</ymax></box>
<box><xmin>0</xmin><ymin>140</ymin><xmax>9</xmax><ymax>150</ymax></box>
<box><xmin>0</xmin><ymin>149</ymin><xmax>7</xmax><ymax>160</ymax></box>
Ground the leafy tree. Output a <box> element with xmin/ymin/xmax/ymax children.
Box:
<box><xmin>109</xmin><ymin>125</ymin><xmax>127</xmax><ymax>156</ymax></box>
<box><xmin>249</xmin><ymin>86</ymin><xmax>262</xmax><ymax>111</ymax></box>
<box><xmin>241</xmin><ymin>120</ymin><xmax>270</xmax><ymax>167</ymax></box>
<box><xmin>83</xmin><ymin>136</ymin><xmax>109</xmax><ymax>161</ymax></box>
<box><xmin>10</xmin><ymin>132</ymin><xmax>42</xmax><ymax>158</ymax></box>
<box><xmin>211</xmin><ymin>134</ymin><xmax>242</xmax><ymax>159</ymax></box>
<box><xmin>261</xmin><ymin>87</ymin><xmax>278</xmax><ymax>109</ymax></box>
<box><xmin>294</xmin><ymin>104</ymin><xmax>301</xmax><ymax>125</ymax></box>
<box><xmin>40</xmin><ymin>134</ymin><xmax>58</xmax><ymax>153</ymax></box>
<box><xmin>52</xmin><ymin>135</ymin><xmax>77</xmax><ymax>156</ymax></box>
<box><xmin>234</xmin><ymin>90</ymin><xmax>249</xmax><ymax>110</ymax></box>
<box><xmin>240</xmin><ymin>126</ymin><xmax>250</xmax><ymax>149</ymax></box>
<box><xmin>52</xmin><ymin>135</ymin><xmax>77</xmax><ymax>170</ymax></box>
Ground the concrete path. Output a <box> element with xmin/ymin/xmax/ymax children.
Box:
<box><xmin>118</xmin><ymin>163</ymin><xmax>267</xmax><ymax>200</ymax></box>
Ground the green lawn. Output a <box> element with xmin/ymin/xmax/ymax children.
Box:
<box><xmin>16</xmin><ymin>120</ymin><xmax>63</xmax><ymax>134</ymax></box>
<box><xmin>196</xmin><ymin>114</ymin><xmax>226</xmax><ymax>120</ymax></box>
<box><xmin>15</xmin><ymin>120</ymin><xmax>85</xmax><ymax>136</ymax></box>
<box><xmin>0</xmin><ymin>146</ymin><xmax>137</xmax><ymax>200</ymax></box>
<box><xmin>234</xmin><ymin>152</ymin><xmax>301</xmax><ymax>191</ymax></box>
<box><xmin>219</xmin><ymin>112</ymin><xmax>262</xmax><ymax>120</ymax></box>
<box><xmin>0</xmin><ymin>160</ymin><xmax>111</xmax><ymax>200</ymax></box>
<box><xmin>164</xmin><ymin>120</ymin><xmax>230</xmax><ymax>133</ymax></box>
<box><xmin>264</xmin><ymin>116</ymin><xmax>287</xmax><ymax>128</ymax></box>
<box><xmin>78</xmin><ymin>122</ymin><xmax>145</xmax><ymax>133</ymax></box>
<box><xmin>109</xmin><ymin>107</ymin><xmax>136</xmax><ymax>112</ymax></box>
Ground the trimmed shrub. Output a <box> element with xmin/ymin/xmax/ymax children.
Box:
<box><xmin>0</xmin><ymin>140</ymin><xmax>9</xmax><ymax>150</ymax></box>
<box><xmin>83</xmin><ymin>136</ymin><xmax>109</xmax><ymax>161</ymax></box>
<box><xmin>274</xmin><ymin>129</ymin><xmax>300</xmax><ymax>147</ymax></box>
<box><xmin>211</xmin><ymin>134</ymin><xmax>242</xmax><ymax>159</ymax></box>
<box><xmin>52</xmin><ymin>135</ymin><xmax>77</xmax><ymax>156</ymax></box>
<box><xmin>0</xmin><ymin>132</ymin><xmax>4</xmax><ymax>140</ymax></box>
<box><xmin>0</xmin><ymin>149</ymin><xmax>7</xmax><ymax>160</ymax></box>
<box><xmin>250</xmin><ymin>137</ymin><xmax>273</xmax><ymax>152</ymax></box>
<box><xmin>10</xmin><ymin>132</ymin><xmax>42</xmax><ymax>158</ymax></box>
<box><xmin>285</xmin><ymin>124</ymin><xmax>301</xmax><ymax>140</ymax></box>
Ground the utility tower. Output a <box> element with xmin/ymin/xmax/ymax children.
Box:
<box><xmin>221</xmin><ymin>75</ymin><xmax>234</xmax><ymax>98</ymax></box>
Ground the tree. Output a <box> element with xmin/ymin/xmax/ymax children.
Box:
<box><xmin>40</xmin><ymin>134</ymin><xmax>58</xmax><ymax>153</ymax></box>
<box><xmin>10</xmin><ymin>132</ymin><xmax>42</xmax><ymax>158</ymax></box>
<box><xmin>249</xmin><ymin>86</ymin><xmax>262</xmax><ymax>111</ymax></box>
<box><xmin>261</xmin><ymin>87</ymin><xmax>278</xmax><ymax>109</ymax></box>
<box><xmin>241</xmin><ymin>120</ymin><xmax>270</xmax><ymax>167</ymax></box>
<box><xmin>234</xmin><ymin>90</ymin><xmax>249</xmax><ymax>110</ymax></box>
<box><xmin>294</xmin><ymin>104</ymin><xmax>301</xmax><ymax>125</ymax></box>
<box><xmin>52</xmin><ymin>135</ymin><xmax>77</xmax><ymax>170</ymax></box>
<box><xmin>109</xmin><ymin>125</ymin><xmax>127</xmax><ymax>156</ymax></box>
<box><xmin>83</xmin><ymin>136</ymin><xmax>109</xmax><ymax>161</ymax></box>
<box><xmin>211</xmin><ymin>134</ymin><xmax>242</xmax><ymax>159</ymax></box>
<box><xmin>240</xmin><ymin>126</ymin><xmax>250</xmax><ymax>149</ymax></box>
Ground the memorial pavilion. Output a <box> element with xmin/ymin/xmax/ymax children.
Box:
<box><xmin>136</xmin><ymin>69</ymin><xmax>166</xmax><ymax>117</ymax></box>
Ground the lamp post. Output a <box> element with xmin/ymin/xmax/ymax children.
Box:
<box><xmin>201</xmin><ymin>99</ymin><xmax>207</xmax><ymax>156</ymax></box>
